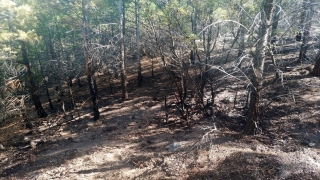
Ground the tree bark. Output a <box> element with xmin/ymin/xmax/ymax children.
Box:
<box><xmin>20</xmin><ymin>41</ymin><xmax>48</xmax><ymax>118</ymax></box>
<box><xmin>298</xmin><ymin>0</ymin><xmax>315</xmax><ymax>62</ymax></box>
<box><xmin>311</xmin><ymin>51</ymin><xmax>320</xmax><ymax>76</ymax></box>
<box><xmin>245</xmin><ymin>0</ymin><xmax>274</xmax><ymax>135</ymax></box>
<box><xmin>82</xmin><ymin>0</ymin><xmax>99</xmax><ymax>120</ymax></box>
<box><xmin>37</xmin><ymin>51</ymin><xmax>54</xmax><ymax>110</ymax></box>
<box><xmin>136</xmin><ymin>0</ymin><xmax>143</xmax><ymax>87</ymax></box>
<box><xmin>190</xmin><ymin>3</ymin><xmax>197</xmax><ymax>64</ymax></box>
<box><xmin>271</xmin><ymin>0</ymin><xmax>282</xmax><ymax>39</ymax></box>
<box><xmin>119</xmin><ymin>0</ymin><xmax>128</xmax><ymax>100</ymax></box>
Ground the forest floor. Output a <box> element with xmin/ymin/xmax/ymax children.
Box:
<box><xmin>0</xmin><ymin>45</ymin><xmax>320</xmax><ymax>179</ymax></box>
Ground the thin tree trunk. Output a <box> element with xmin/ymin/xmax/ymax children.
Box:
<box><xmin>190</xmin><ymin>4</ymin><xmax>197</xmax><ymax>64</ymax></box>
<box><xmin>20</xmin><ymin>41</ymin><xmax>48</xmax><ymax>118</ymax></box>
<box><xmin>245</xmin><ymin>0</ymin><xmax>274</xmax><ymax>135</ymax></box>
<box><xmin>271</xmin><ymin>0</ymin><xmax>282</xmax><ymax>39</ymax></box>
<box><xmin>200</xmin><ymin>11</ymin><xmax>218</xmax><ymax>105</ymax></box>
<box><xmin>82</xmin><ymin>0</ymin><xmax>99</xmax><ymax>120</ymax></box>
<box><xmin>311</xmin><ymin>51</ymin><xmax>320</xmax><ymax>76</ymax></box>
<box><xmin>238</xmin><ymin>25</ymin><xmax>245</xmax><ymax>58</ymax></box>
<box><xmin>37</xmin><ymin>51</ymin><xmax>54</xmax><ymax>109</ymax></box>
<box><xmin>298</xmin><ymin>0</ymin><xmax>315</xmax><ymax>62</ymax></box>
<box><xmin>136</xmin><ymin>0</ymin><xmax>143</xmax><ymax>87</ymax></box>
<box><xmin>237</xmin><ymin>0</ymin><xmax>246</xmax><ymax>59</ymax></box>
<box><xmin>47</xmin><ymin>26</ymin><xmax>64</xmax><ymax>103</ymax></box>
<box><xmin>119</xmin><ymin>0</ymin><xmax>128</xmax><ymax>100</ymax></box>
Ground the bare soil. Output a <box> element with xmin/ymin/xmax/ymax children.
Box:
<box><xmin>0</xmin><ymin>51</ymin><xmax>320</xmax><ymax>180</ymax></box>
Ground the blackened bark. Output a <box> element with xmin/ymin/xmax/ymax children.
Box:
<box><xmin>190</xmin><ymin>2</ymin><xmax>197</xmax><ymax>64</ymax></box>
<box><xmin>311</xmin><ymin>52</ymin><xmax>320</xmax><ymax>76</ymax></box>
<box><xmin>87</xmin><ymin>75</ymin><xmax>99</xmax><ymax>120</ymax></box>
<box><xmin>245</xmin><ymin>76</ymin><xmax>261</xmax><ymax>135</ymax></box>
<box><xmin>68</xmin><ymin>76</ymin><xmax>73</xmax><ymax>87</ymax></box>
<box><xmin>119</xmin><ymin>0</ymin><xmax>128</xmax><ymax>100</ymax></box>
<box><xmin>45</xmin><ymin>88</ymin><xmax>54</xmax><ymax>110</ymax></box>
<box><xmin>245</xmin><ymin>0</ymin><xmax>274</xmax><ymax>135</ymax></box>
<box><xmin>37</xmin><ymin>51</ymin><xmax>54</xmax><ymax>110</ymax></box>
<box><xmin>20</xmin><ymin>41</ymin><xmax>47</xmax><ymax>118</ymax></box>
<box><xmin>109</xmin><ymin>77</ymin><xmax>114</xmax><ymax>94</ymax></box>
<box><xmin>82</xmin><ymin>0</ymin><xmax>100</xmax><ymax>120</ymax></box>
<box><xmin>190</xmin><ymin>50</ymin><xmax>195</xmax><ymax>64</ymax></box>
<box><xmin>77</xmin><ymin>78</ymin><xmax>83</xmax><ymax>87</ymax></box>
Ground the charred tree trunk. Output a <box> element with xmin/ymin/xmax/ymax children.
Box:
<box><xmin>245</xmin><ymin>76</ymin><xmax>261</xmax><ymax>134</ymax></box>
<box><xmin>77</xmin><ymin>77</ymin><xmax>83</xmax><ymax>88</ymax></box>
<box><xmin>37</xmin><ymin>52</ymin><xmax>54</xmax><ymax>110</ymax></box>
<box><xmin>67</xmin><ymin>80</ymin><xmax>76</xmax><ymax>110</ymax></box>
<box><xmin>245</xmin><ymin>0</ymin><xmax>274</xmax><ymax>135</ymax></box>
<box><xmin>200</xmin><ymin>10</ymin><xmax>217</xmax><ymax>107</ymax></box>
<box><xmin>311</xmin><ymin>51</ymin><xmax>320</xmax><ymax>76</ymax></box>
<box><xmin>82</xmin><ymin>0</ymin><xmax>99</xmax><ymax>120</ymax></box>
<box><xmin>20</xmin><ymin>41</ymin><xmax>47</xmax><ymax>118</ymax></box>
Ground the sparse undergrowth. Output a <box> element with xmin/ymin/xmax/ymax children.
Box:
<box><xmin>0</xmin><ymin>55</ymin><xmax>320</xmax><ymax>180</ymax></box>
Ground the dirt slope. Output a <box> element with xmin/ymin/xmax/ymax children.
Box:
<box><xmin>0</xmin><ymin>56</ymin><xmax>320</xmax><ymax>180</ymax></box>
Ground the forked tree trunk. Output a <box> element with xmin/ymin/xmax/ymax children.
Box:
<box><xmin>82</xmin><ymin>0</ymin><xmax>99</xmax><ymax>120</ymax></box>
<box><xmin>20</xmin><ymin>41</ymin><xmax>48</xmax><ymax>118</ymax></box>
<box><xmin>245</xmin><ymin>0</ymin><xmax>274</xmax><ymax>135</ymax></box>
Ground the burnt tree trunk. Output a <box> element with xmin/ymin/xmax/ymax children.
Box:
<box><xmin>245</xmin><ymin>0</ymin><xmax>274</xmax><ymax>135</ymax></box>
<box><xmin>82</xmin><ymin>0</ymin><xmax>99</xmax><ymax>120</ymax></box>
<box><xmin>245</xmin><ymin>75</ymin><xmax>261</xmax><ymax>134</ymax></box>
<box><xmin>311</xmin><ymin>51</ymin><xmax>320</xmax><ymax>76</ymax></box>
<box><xmin>37</xmin><ymin>50</ymin><xmax>54</xmax><ymax>110</ymax></box>
<box><xmin>20</xmin><ymin>41</ymin><xmax>47</xmax><ymax>118</ymax></box>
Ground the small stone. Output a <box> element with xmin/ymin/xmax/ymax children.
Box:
<box><xmin>30</xmin><ymin>138</ymin><xmax>44</xmax><ymax>148</ymax></box>
<box><xmin>169</xmin><ymin>142</ymin><xmax>181</xmax><ymax>151</ymax></box>
<box><xmin>24</xmin><ymin>136</ymin><xmax>31</xmax><ymax>141</ymax></box>
<box><xmin>30</xmin><ymin>141</ymin><xmax>38</xmax><ymax>148</ymax></box>
<box><xmin>308</xmin><ymin>143</ymin><xmax>316</xmax><ymax>147</ymax></box>
<box><xmin>0</xmin><ymin>144</ymin><xmax>5</xmax><ymax>150</ymax></box>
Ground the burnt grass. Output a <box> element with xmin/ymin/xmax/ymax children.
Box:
<box><xmin>0</xmin><ymin>48</ymin><xmax>320</xmax><ymax>179</ymax></box>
